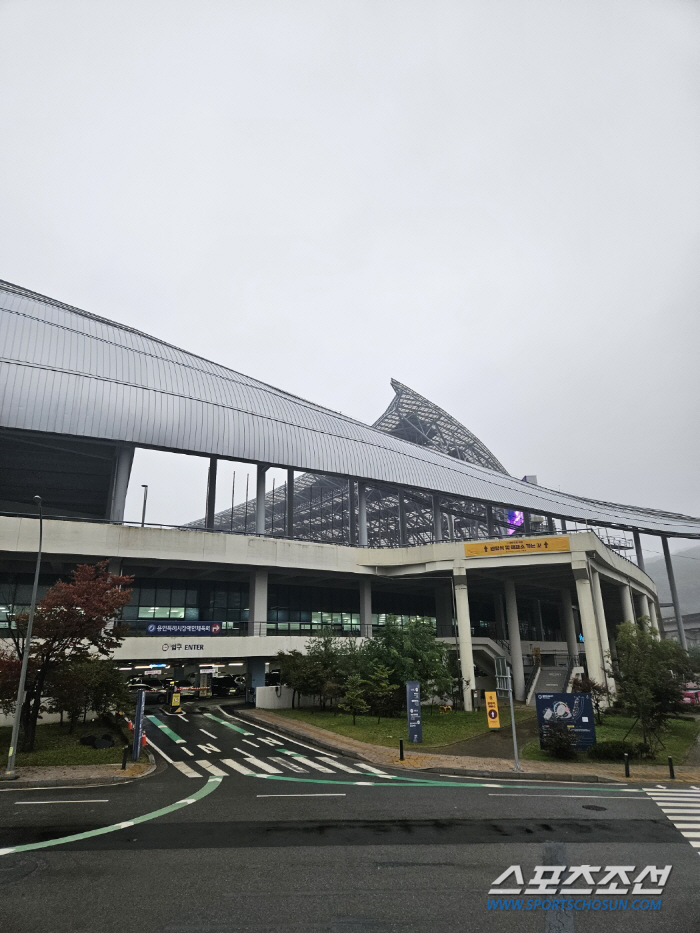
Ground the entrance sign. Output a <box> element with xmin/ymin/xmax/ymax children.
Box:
<box><xmin>464</xmin><ymin>536</ymin><xmax>570</xmax><ymax>558</ymax></box>
<box><xmin>132</xmin><ymin>688</ymin><xmax>146</xmax><ymax>761</ymax></box>
<box><xmin>536</xmin><ymin>692</ymin><xmax>596</xmax><ymax>750</ymax></box>
<box><xmin>485</xmin><ymin>691</ymin><xmax>500</xmax><ymax>729</ymax></box>
<box><xmin>146</xmin><ymin>622</ymin><xmax>222</xmax><ymax>636</ymax></box>
<box><xmin>406</xmin><ymin>681</ymin><xmax>422</xmax><ymax>744</ymax></box>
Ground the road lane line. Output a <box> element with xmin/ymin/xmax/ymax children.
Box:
<box><xmin>257</xmin><ymin>794</ymin><xmax>346</xmax><ymax>798</ymax></box>
<box><xmin>182</xmin><ymin>747</ymin><xmax>194</xmax><ymax>757</ymax></box>
<box><xmin>217</xmin><ymin>709</ymin><xmax>335</xmax><ymax>754</ymax></box>
<box><xmin>220</xmin><ymin>758</ymin><xmax>256</xmax><ymax>776</ymax></box>
<box><xmin>317</xmin><ymin>758</ymin><xmax>360</xmax><ymax>774</ymax></box>
<box><xmin>203</xmin><ymin>713</ymin><xmax>253</xmax><ymax>735</ymax></box>
<box><xmin>0</xmin><ymin>777</ymin><xmax>222</xmax><ymax>856</ymax></box>
<box><xmin>200</xmin><ymin>729</ymin><xmax>218</xmax><ymax>739</ymax></box>
<box><xmin>172</xmin><ymin>761</ymin><xmax>200</xmax><ymax>778</ymax></box>
<box><xmin>15</xmin><ymin>800</ymin><xmax>109</xmax><ymax>805</ymax></box>
<box><xmin>147</xmin><ymin>737</ymin><xmax>176</xmax><ymax>763</ymax></box>
<box><xmin>237</xmin><ymin>754</ymin><xmax>282</xmax><ymax>774</ymax></box>
<box><xmin>242</xmin><ymin>739</ymin><xmax>260</xmax><ymax>748</ymax></box>
<box><xmin>489</xmin><ymin>794</ymin><xmax>651</xmax><ymax>799</ymax></box>
<box><xmin>196</xmin><ymin>760</ymin><xmax>228</xmax><ymax>777</ymax></box>
<box><xmin>146</xmin><ymin>715</ymin><xmax>186</xmax><ymax>744</ymax></box>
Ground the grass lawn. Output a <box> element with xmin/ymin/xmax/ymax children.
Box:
<box><xmin>0</xmin><ymin>720</ymin><xmax>126</xmax><ymax>767</ymax></box>
<box><xmin>273</xmin><ymin>706</ymin><xmax>535</xmax><ymax>748</ymax></box>
<box><xmin>521</xmin><ymin>714</ymin><xmax>700</xmax><ymax>765</ymax></box>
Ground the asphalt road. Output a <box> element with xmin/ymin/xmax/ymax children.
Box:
<box><xmin>1</xmin><ymin>704</ymin><xmax>699</xmax><ymax>933</ymax></box>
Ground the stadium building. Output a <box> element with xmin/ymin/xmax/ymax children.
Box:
<box><xmin>1</xmin><ymin>280</ymin><xmax>698</xmax><ymax>708</ymax></box>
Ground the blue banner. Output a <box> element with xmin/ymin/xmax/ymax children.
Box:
<box><xmin>132</xmin><ymin>688</ymin><xmax>146</xmax><ymax>761</ymax></box>
<box><xmin>406</xmin><ymin>680</ymin><xmax>422</xmax><ymax>744</ymax></box>
<box><xmin>535</xmin><ymin>692</ymin><xmax>596</xmax><ymax>750</ymax></box>
<box><xmin>145</xmin><ymin>622</ymin><xmax>223</xmax><ymax>636</ymax></box>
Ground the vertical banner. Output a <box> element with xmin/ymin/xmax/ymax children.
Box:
<box><xmin>485</xmin><ymin>691</ymin><xmax>501</xmax><ymax>729</ymax></box>
<box><xmin>132</xmin><ymin>688</ymin><xmax>146</xmax><ymax>761</ymax></box>
<box><xmin>406</xmin><ymin>680</ymin><xmax>422</xmax><ymax>744</ymax></box>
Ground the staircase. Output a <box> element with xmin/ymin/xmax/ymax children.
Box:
<box><xmin>536</xmin><ymin>667</ymin><xmax>569</xmax><ymax>694</ymax></box>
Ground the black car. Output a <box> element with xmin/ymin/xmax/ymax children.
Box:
<box><xmin>211</xmin><ymin>676</ymin><xmax>245</xmax><ymax>698</ymax></box>
<box><xmin>128</xmin><ymin>682</ymin><xmax>167</xmax><ymax>704</ymax></box>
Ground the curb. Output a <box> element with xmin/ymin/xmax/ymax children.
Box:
<box><xmin>0</xmin><ymin>750</ymin><xmax>157</xmax><ymax>789</ymax></box>
<box><xmin>234</xmin><ymin>710</ymin><xmax>697</xmax><ymax>785</ymax></box>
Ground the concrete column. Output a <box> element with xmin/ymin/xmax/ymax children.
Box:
<box><xmin>205</xmin><ymin>456</ymin><xmax>218</xmax><ymax>530</ymax></box>
<box><xmin>662</xmin><ymin>537</ymin><xmax>687</xmax><ymax>649</ymax></box>
<box><xmin>633</xmin><ymin>530</ymin><xmax>645</xmax><ymax>572</ymax></box>
<box><xmin>494</xmin><ymin>591</ymin><xmax>506</xmax><ymax>641</ymax></box>
<box><xmin>286</xmin><ymin>468</ymin><xmax>294</xmax><ymax>538</ymax></box>
<box><xmin>635</xmin><ymin>592</ymin><xmax>650</xmax><ymax>627</ymax></box>
<box><xmin>107</xmin><ymin>444</ymin><xmax>134</xmax><ymax>522</ymax></box>
<box><xmin>590</xmin><ymin>569</ymin><xmax>614</xmax><ymax>691</ymax></box>
<box><xmin>432</xmin><ymin>495</ymin><xmax>443</xmax><ymax>542</ymax></box>
<box><xmin>447</xmin><ymin>513</ymin><xmax>455</xmax><ymax>542</ymax></box>
<box><xmin>359</xmin><ymin>579</ymin><xmax>372</xmax><ymax>638</ymax></box>
<box><xmin>534</xmin><ymin>599</ymin><xmax>545</xmax><ymax>641</ymax></box>
<box><xmin>504</xmin><ymin>579</ymin><xmax>525</xmax><ymax>702</ymax></box>
<box><xmin>523</xmin><ymin>512</ymin><xmax>532</xmax><ymax>535</ymax></box>
<box><xmin>560</xmin><ymin>588</ymin><xmax>578</xmax><ymax>660</ymax></box>
<box><xmin>248</xmin><ymin>568</ymin><xmax>268</xmax><ymax>636</ymax></box>
<box><xmin>453</xmin><ymin>572</ymin><xmax>474</xmax><ymax>711</ymax></box>
<box><xmin>358</xmin><ymin>483</ymin><xmax>368</xmax><ymax>546</ymax></box>
<box><xmin>619</xmin><ymin>584</ymin><xmax>635</xmax><ymax>626</ymax></box>
<box><xmin>435</xmin><ymin>585</ymin><xmax>454</xmax><ymax>637</ymax></box>
<box><xmin>486</xmin><ymin>504</ymin><xmax>495</xmax><ymax>537</ymax></box>
<box><xmin>561</xmin><ymin>519</ymin><xmax>567</xmax><ymax>533</ymax></box>
<box><xmin>647</xmin><ymin>598</ymin><xmax>660</xmax><ymax>637</ymax></box>
<box><xmin>547</xmin><ymin>516</ymin><xmax>555</xmax><ymax>534</ymax></box>
<box><xmin>398</xmin><ymin>491</ymin><xmax>408</xmax><ymax>546</ymax></box>
<box><xmin>246</xmin><ymin>657</ymin><xmax>267</xmax><ymax>704</ymax></box>
<box><xmin>255</xmin><ymin>464</ymin><xmax>268</xmax><ymax>535</ymax></box>
<box><xmin>574</xmin><ymin>573</ymin><xmax>606</xmax><ymax>687</ymax></box>
<box><xmin>348</xmin><ymin>480</ymin><xmax>357</xmax><ymax>545</ymax></box>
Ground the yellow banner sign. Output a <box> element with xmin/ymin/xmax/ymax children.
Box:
<box><xmin>485</xmin><ymin>691</ymin><xmax>500</xmax><ymax>729</ymax></box>
<box><xmin>464</xmin><ymin>536</ymin><xmax>569</xmax><ymax>558</ymax></box>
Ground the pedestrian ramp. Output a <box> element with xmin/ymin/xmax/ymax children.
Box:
<box><xmin>644</xmin><ymin>787</ymin><xmax>700</xmax><ymax>854</ymax></box>
<box><xmin>170</xmin><ymin>755</ymin><xmax>394</xmax><ymax>781</ymax></box>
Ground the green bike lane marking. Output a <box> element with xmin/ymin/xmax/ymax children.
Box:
<box><xmin>203</xmin><ymin>713</ymin><xmax>253</xmax><ymax>735</ymax></box>
<box><xmin>146</xmin><ymin>715</ymin><xmax>186</xmax><ymax>744</ymax></box>
<box><xmin>0</xmin><ymin>777</ymin><xmax>222</xmax><ymax>857</ymax></box>
<box><xmin>248</xmin><ymin>773</ymin><xmax>645</xmax><ymax>792</ymax></box>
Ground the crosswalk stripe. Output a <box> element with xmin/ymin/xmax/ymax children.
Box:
<box><xmin>355</xmin><ymin>764</ymin><xmax>393</xmax><ymax>778</ymax></box>
<box><xmin>316</xmin><ymin>757</ymin><xmax>360</xmax><ymax>774</ymax></box>
<box><xmin>270</xmin><ymin>757</ymin><xmax>308</xmax><ymax>773</ymax></box>
<box><xmin>196</xmin><ymin>760</ymin><xmax>228</xmax><ymax>777</ymax></box>
<box><xmin>220</xmin><ymin>758</ymin><xmax>256</xmax><ymax>776</ymax></box>
<box><xmin>282</xmin><ymin>755</ymin><xmax>334</xmax><ymax>774</ymax></box>
<box><xmin>681</xmin><ymin>832</ymin><xmax>700</xmax><ymax>838</ymax></box>
<box><xmin>238</xmin><ymin>755</ymin><xmax>283</xmax><ymax>774</ymax></box>
<box><xmin>172</xmin><ymin>761</ymin><xmax>200</xmax><ymax>778</ymax></box>
<box><xmin>258</xmin><ymin>737</ymin><xmax>283</xmax><ymax>746</ymax></box>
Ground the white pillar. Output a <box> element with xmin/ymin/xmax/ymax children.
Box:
<box><xmin>591</xmin><ymin>569</ymin><xmax>615</xmax><ymax>692</ymax></box>
<box><xmin>648</xmin><ymin>598</ymin><xmax>660</xmax><ymax>637</ymax></box>
<box><xmin>504</xmin><ymin>579</ymin><xmax>525</xmax><ymax>702</ymax></box>
<box><xmin>248</xmin><ymin>568</ymin><xmax>268</xmax><ymax>636</ymax></box>
<box><xmin>358</xmin><ymin>483</ymin><xmax>368</xmax><ymax>546</ymax></box>
<box><xmin>635</xmin><ymin>592</ymin><xmax>650</xmax><ymax>627</ymax></box>
<box><xmin>619</xmin><ymin>584</ymin><xmax>635</xmax><ymax>626</ymax></box>
<box><xmin>662</xmin><ymin>537</ymin><xmax>687</xmax><ymax>649</ymax></box>
<box><xmin>574</xmin><ymin>572</ymin><xmax>606</xmax><ymax>687</ymax></box>
<box><xmin>255</xmin><ymin>465</ymin><xmax>268</xmax><ymax>535</ymax></box>
<box><xmin>560</xmin><ymin>588</ymin><xmax>578</xmax><ymax>660</ymax></box>
<box><xmin>107</xmin><ymin>444</ymin><xmax>134</xmax><ymax>522</ymax></box>
<box><xmin>453</xmin><ymin>572</ymin><xmax>474</xmax><ymax>711</ymax></box>
<box><xmin>432</xmin><ymin>495</ymin><xmax>443</xmax><ymax>542</ymax></box>
<box><xmin>359</xmin><ymin>579</ymin><xmax>372</xmax><ymax>638</ymax></box>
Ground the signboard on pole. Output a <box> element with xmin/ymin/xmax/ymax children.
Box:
<box><xmin>406</xmin><ymin>681</ymin><xmax>422</xmax><ymax>744</ymax></box>
<box><xmin>132</xmin><ymin>688</ymin><xmax>146</xmax><ymax>761</ymax></box>
<box><xmin>535</xmin><ymin>692</ymin><xmax>596</xmax><ymax>750</ymax></box>
<box><xmin>485</xmin><ymin>691</ymin><xmax>501</xmax><ymax>729</ymax></box>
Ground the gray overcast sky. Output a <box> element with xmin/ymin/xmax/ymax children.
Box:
<box><xmin>1</xmin><ymin>1</ymin><xmax>699</xmax><ymax>555</ymax></box>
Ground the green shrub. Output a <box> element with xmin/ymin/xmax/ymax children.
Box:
<box><xmin>587</xmin><ymin>740</ymin><xmax>647</xmax><ymax>761</ymax></box>
<box><xmin>541</xmin><ymin>724</ymin><xmax>577</xmax><ymax>760</ymax></box>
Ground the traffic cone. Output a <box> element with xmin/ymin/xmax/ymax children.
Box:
<box><xmin>141</xmin><ymin>732</ymin><xmax>147</xmax><ymax>748</ymax></box>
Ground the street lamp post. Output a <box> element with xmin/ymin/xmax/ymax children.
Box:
<box><xmin>3</xmin><ymin>496</ymin><xmax>43</xmax><ymax>780</ymax></box>
<box><xmin>141</xmin><ymin>485</ymin><xmax>148</xmax><ymax>527</ymax></box>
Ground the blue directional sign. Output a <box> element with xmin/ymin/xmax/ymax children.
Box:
<box><xmin>132</xmin><ymin>688</ymin><xmax>146</xmax><ymax>761</ymax></box>
<box><xmin>406</xmin><ymin>680</ymin><xmax>422</xmax><ymax>744</ymax></box>
<box><xmin>145</xmin><ymin>622</ymin><xmax>222</xmax><ymax>635</ymax></box>
<box><xmin>535</xmin><ymin>692</ymin><xmax>596</xmax><ymax>750</ymax></box>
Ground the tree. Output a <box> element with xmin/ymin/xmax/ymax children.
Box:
<box><xmin>46</xmin><ymin>659</ymin><xmax>131</xmax><ymax>733</ymax></box>
<box><xmin>0</xmin><ymin>562</ymin><xmax>132</xmax><ymax>751</ymax></box>
<box><xmin>609</xmin><ymin>621</ymin><xmax>693</xmax><ymax>755</ymax></box>
<box><xmin>364</xmin><ymin>663</ymin><xmax>398</xmax><ymax>723</ymax></box>
<box><xmin>364</xmin><ymin>619</ymin><xmax>452</xmax><ymax>704</ymax></box>
<box><xmin>338</xmin><ymin>674</ymin><xmax>369</xmax><ymax>725</ymax></box>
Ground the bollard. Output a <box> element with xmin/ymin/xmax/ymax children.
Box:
<box><xmin>399</xmin><ymin>740</ymin><xmax>404</xmax><ymax>761</ymax></box>
<box><xmin>668</xmin><ymin>756</ymin><xmax>675</xmax><ymax>780</ymax></box>
<box><xmin>121</xmin><ymin>746</ymin><xmax>129</xmax><ymax>770</ymax></box>
<box><xmin>624</xmin><ymin>753</ymin><xmax>630</xmax><ymax>778</ymax></box>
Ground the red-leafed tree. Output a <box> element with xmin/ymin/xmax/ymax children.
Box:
<box><xmin>0</xmin><ymin>562</ymin><xmax>132</xmax><ymax>751</ymax></box>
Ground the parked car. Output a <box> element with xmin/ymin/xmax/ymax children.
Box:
<box><xmin>211</xmin><ymin>676</ymin><xmax>246</xmax><ymax>698</ymax></box>
<box><xmin>128</xmin><ymin>682</ymin><xmax>167</xmax><ymax>704</ymax></box>
<box><xmin>171</xmin><ymin>678</ymin><xmax>199</xmax><ymax>699</ymax></box>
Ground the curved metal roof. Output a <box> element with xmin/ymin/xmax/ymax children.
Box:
<box><xmin>1</xmin><ymin>279</ymin><xmax>699</xmax><ymax>537</ymax></box>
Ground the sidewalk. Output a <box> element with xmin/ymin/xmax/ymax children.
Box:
<box><xmin>238</xmin><ymin>709</ymin><xmax>700</xmax><ymax>785</ymax></box>
<box><xmin>0</xmin><ymin>757</ymin><xmax>154</xmax><ymax>789</ymax></box>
